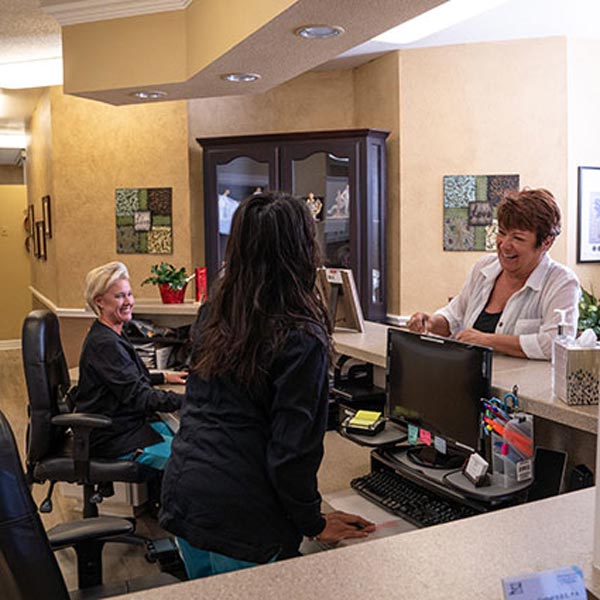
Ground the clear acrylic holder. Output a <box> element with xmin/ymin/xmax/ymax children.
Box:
<box><xmin>490</xmin><ymin>413</ymin><xmax>533</xmax><ymax>488</ymax></box>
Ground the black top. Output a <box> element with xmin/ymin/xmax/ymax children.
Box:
<box><xmin>472</xmin><ymin>309</ymin><xmax>502</xmax><ymax>334</ymax></box>
<box><xmin>75</xmin><ymin>320</ymin><xmax>183</xmax><ymax>458</ymax></box>
<box><xmin>159</xmin><ymin>325</ymin><xmax>329</xmax><ymax>564</ymax></box>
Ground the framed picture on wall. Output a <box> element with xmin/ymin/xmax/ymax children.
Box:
<box><xmin>577</xmin><ymin>166</ymin><xmax>600</xmax><ymax>262</ymax></box>
<box><xmin>42</xmin><ymin>195</ymin><xmax>52</xmax><ymax>238</ymax></box>
<box><xmin>35</xmin><ymin>221</ymin><xmax>46</xmax><ymax>260</ymax></box>
<box><xmin>27</xmin><ymin>204</ymin><xmax>35</xmax><ymax>238</ymax></box>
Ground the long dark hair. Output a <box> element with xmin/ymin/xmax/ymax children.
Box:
<box><xmin>192</xmin><ymin>191</ymin><xmax>332</xmax><ymax>386</ymax></box>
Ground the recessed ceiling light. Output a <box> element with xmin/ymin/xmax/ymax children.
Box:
<box><xmin>130</xmin><ymin>90</ymin><xmax>168</xmax><ymax>99</ymax></box>
<box><xmin>295</xmin><ymin>25</ymin><xmax>345</xmax><ymax>39</ymax></box>
<box><xmin>221</xmin><ymin>73</ymin><xmax>261</xmax><ymax>83</ymax></box>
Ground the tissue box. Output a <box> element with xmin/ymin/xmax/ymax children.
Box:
<box><xmin>553</xmin><ymin>340</ymin><xmax>600</xmax><ymax>405</ymax></box>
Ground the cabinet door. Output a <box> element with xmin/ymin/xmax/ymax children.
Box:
<box><xmin>363</xmin><ymin>137</ymin><xmax>386</xmax><ymax>321</ymax></box>
<box><xmin>203</xmin><ymin>146</ymin><xmax>277</xmax><ymax>281</ymax></box>
<box><xmin>281</xmin><ymin>141</ymin><xmax>358</xmax><ymax>276</ymax></box>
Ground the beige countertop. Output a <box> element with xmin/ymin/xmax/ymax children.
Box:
<box><xmin>116</xmin><ymin>487</ymin><xmax>599</xmax><ymax>600</ymax></box>
<box><xmin>333</xmin><ymin>321</ymin><xmax>600</xmax><ymax>434</ymax></box>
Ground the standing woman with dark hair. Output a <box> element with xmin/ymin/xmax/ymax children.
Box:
<box><xmin>160</xmin><ymin>192</ymin><xmax>374</xmax><ymax>578</ymax></box>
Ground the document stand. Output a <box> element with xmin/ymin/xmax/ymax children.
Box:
<box><xmin>375</xmin><ymin>447</ymin><xmax>529</xmax><ymax>507</ymax></box>
<box><xmin>316</xmin><ymin>268</ymin><xmax>364</xmax><ymax>333</ymax></box>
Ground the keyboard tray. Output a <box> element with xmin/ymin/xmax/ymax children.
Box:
<box><xmin>351</xmin><ymin>469</ymin><xmax>482</xmax><ymax>528</ymax></box>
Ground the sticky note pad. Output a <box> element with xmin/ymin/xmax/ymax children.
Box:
<box><xmin>434</xmin><ymin>436</ymin><xmax>447</xmax><ymax>455</ymax></box>
<box><xmin>348</xmin><ymin>410</ymin><xmax>382</xmax><ymax>428</ymax></box>
<box><xmin>419</xmin><ymin>428</ymin><xmax>432</xmax><ymax>446</ymax></box>
<box><xmin>408</xmin><ymin>424</ymin><xmax>418</xmax><ymax>445</ymax></box>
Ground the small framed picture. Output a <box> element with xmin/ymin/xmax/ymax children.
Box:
<box><xmin>577</xmin><ymin>166</ymin><xmax>600</xmax><ymax>262</ymax></box>
<box><xmin>35</xmin><ymin>221</ymin><xmax>46</xmax><ymax>260</ymax></box>
<box><xmin>42</xmin><ymin>195</ymin><xmax>52</xmax><ymax>238</ymax></box>
<box><xmin>27</xmin><ymin>204</ymin><xmax>35</xmax><ymax>238</ymax></box>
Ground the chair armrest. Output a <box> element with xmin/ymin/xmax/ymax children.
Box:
<box><xmin>51</xmin><ymin>413</ymin><xmax>112</xmax><ymax>429</ymax></box>
<box><xmin>50</xmin><ymin>413</ymin><xmax>113</xmax><ymax>483</ymax></box>
<box><xmin>47</xmin><ymin>517</ymin><xmax>134</xmax><ymax>550</ymax></box>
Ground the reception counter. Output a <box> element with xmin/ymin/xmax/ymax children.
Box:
<box><xmin>333</xmin><ymin>321</ymin><xmax>599</xmax><ymax>435</ymax></box>
<box><xmin>74</xmin><ymin>321</ymin><xmax>599</xmax><ymax>599</ymax></box>
<box><xmin>115</xmin><ymin>487</ymin><xmax>599</xmax><ymax>599</ymax></box>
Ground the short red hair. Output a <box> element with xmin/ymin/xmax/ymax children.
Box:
<box><xmin>497</xmin><ymin>188</ymin><xmax>561</xmax><ymax>247</ymax></box>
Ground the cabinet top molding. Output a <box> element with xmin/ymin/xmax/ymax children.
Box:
<box><xmin>196</xmin><ymin>128</ymin><xmax>390</xmax><ymax>147</ymax></box>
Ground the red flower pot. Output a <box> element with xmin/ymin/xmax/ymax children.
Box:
<box><xmin>158</xmin><ymin>283</ymin><xmax>187</xmax><ymax>304</ymax></box>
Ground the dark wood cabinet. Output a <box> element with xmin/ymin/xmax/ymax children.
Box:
<box><xmin>197</xmin><ymin>129</ymin><xmax>389</xmax><ymax>322</ymax></box>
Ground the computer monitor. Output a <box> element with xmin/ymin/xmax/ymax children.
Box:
<box><xmin>386</xmin><ymin>329</ymin><xmax>492</xmax><ymax>469</ymax></box>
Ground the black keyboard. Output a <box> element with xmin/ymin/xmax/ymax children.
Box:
<box><xmin>351</xmin><ymin>470</ymin><xmax>481</xmax><ymax>528</ymax></box>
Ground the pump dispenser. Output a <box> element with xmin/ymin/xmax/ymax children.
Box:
<box><xmin>554</xmin><ymin>308</ymin><xmax>569</xmax><ymax>342</ymax></box>
<box><xmin>551</xmin><ymin>308</ymin><xmax>572</xmax><ymax>398</ymax></box>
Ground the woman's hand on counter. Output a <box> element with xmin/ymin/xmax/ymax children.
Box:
<box><xmin>316</xmin><ymin>510</ymin><xmax>376</xmax><ymax>543</ymax></box>
<box><xmin>164</xmin><ymin>371</ymin><xmax>188</xmax><ymax>385</ymax></box>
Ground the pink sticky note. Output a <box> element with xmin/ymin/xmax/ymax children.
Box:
<box><xmin>419</xmin><ymin>428</ymin><xmax>432</xmax><ymax>446</ymax></box>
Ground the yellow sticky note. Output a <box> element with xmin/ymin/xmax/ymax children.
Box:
<box><xmin>349</xmin><ymin>410</ymin><xmax>382</xmax><ymax>427</ymax></box>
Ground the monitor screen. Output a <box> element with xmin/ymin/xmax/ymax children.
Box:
<box><xmin>386</xmin><ymin>329</ymin><xmax>492</xmax><ymax>465</ymax></box>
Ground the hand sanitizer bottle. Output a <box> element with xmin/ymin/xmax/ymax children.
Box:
<box><xmin>551</xmin><ymin>308</ymin><xmax>571</xmax><ymax>399</ymax></box>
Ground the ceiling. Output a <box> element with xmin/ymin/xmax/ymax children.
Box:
<box><xmin>1</xmin><ymin>0</ymin><xmax>600</xmax><ymax>165</ymax></box>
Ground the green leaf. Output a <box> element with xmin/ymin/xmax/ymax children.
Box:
<box><xmin>141</xmin><ymin>262</ymin><xmax>189</xmax><ymax>289</ymax></box>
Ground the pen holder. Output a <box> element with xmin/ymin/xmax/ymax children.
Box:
<box><xmin>491</xmin><ymin>413</ymin><xmax>533</xmax><ymax>488</ymax></box>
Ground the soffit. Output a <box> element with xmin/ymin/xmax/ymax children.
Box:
<box><xmin>42</xmin><ymin>0</ymin><xmax>445</xmax><ymax>105</ymax></box>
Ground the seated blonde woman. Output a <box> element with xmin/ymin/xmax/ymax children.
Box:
<box><xmin>75</xmin><ymin>261</ymin><xmax>185</xmax><ymax>469</ymax></box>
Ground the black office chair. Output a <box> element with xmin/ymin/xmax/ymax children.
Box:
<box><xmin>0</xmin><ymin>409</ymin><xmax>179</xmax><ymax>598</ymax></box>
<box><xmin>21</xmin><ymin>309</ymin><xmax>158</xmax><ymax>520</ymax></box>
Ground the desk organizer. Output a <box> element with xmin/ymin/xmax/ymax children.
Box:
<box><xmin>553</xmin><ymin>341</ymin><xmax>600</xmax><ymax>405</ymax></box>
<box><xmin>491</xmin><ymin>414</ymin><xmax>533</xmax><ymax>488</ymax></box>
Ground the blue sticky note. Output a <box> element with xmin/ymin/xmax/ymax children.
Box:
<box><xmin>502</xmin><ymin>565</ymin><xmax>586</xmax><ymax>600</ymax></box>
<box><xmin>408</xmin><ymin>424</ymin><xmax>418</xmax><ymax>445</ymax></box>
<box><xmin>434</xmin><ymin>436</ymin><xmax>447</xmax><ymax>455</ymax></box>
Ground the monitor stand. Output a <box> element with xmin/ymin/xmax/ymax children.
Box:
<box><xmin>407</xmin><ymin>445</ymin><xmax>465</xmax><ymax>470</ymax></box>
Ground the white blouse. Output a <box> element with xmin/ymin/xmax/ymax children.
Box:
<box><xmin>435</xmin><ymin>253</ymin><xmax>580</xmax><ymax>360</ymax></box>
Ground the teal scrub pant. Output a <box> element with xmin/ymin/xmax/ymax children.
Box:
<box><xmin>119</xmin><ymin>421</ymin><xmax>174</xmax><ymax>470</ymax></box>
<box><xmin>176</xmin><ymin>537</ymin><xmax>272</xmax><ymax>580</ymax></box>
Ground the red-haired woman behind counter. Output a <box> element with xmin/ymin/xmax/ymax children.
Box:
<box><xmin>408</xmin><ymin>189</ymin><xmax>580</xmax><ymax>359</ymax></box>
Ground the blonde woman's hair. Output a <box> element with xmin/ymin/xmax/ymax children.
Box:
<box><xmin>84</xmin><ymin>261</ymin><xmax>130</xmax><ymax>316</ymax></box>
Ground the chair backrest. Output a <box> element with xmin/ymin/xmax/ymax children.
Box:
<box><xmin>0</xmin><ymin>409</ymin><xmax>69</xmax><ymax>600</ymax></box>
<box><xmin>21</xmin><ymin>310</ymin><xmax>71</xmax><ymax>465</ymax></box>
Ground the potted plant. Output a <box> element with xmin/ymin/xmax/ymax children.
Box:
<box><xmin>142</xmin><ymin>262</ymin><xmax>191</xmax><ymax>304</ymax></box>
<box><xmin>578</xmin><ymin>286</ymin><xmax>600</xmax><ymax>338</ymax></box>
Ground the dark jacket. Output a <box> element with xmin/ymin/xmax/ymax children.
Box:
<box><xmin>159</xmin><ymin>325</ymin><xmax>329</xmax><ymax>563</ymax></box>
<box><xmin>75</xmin><ymin>320</ymin><xmax>183</xmax><ymax>458</ymax></box>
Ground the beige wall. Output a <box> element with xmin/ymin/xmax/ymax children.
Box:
<box><xmin>354</xmin><ymin>52</ymin><xmax>402</xmax><ymax>314</ymax></box>
<box><xmin>399</xmin><ymin>38</ymin><xmax>569</xmax><ymax>314</ymax></box>
<box><xmin>0</xmin><ymin>185</ymin><xmax>31</xmax><ymax>339</ymax></box>
<box><xmin>567</xmin><ymin>38</ymin><xmax>600</xmax><ymax>294</ymax></box>
<box><xmin>27</xmin><ymin>88</ymin><xmax>57</xmax><ymax>304</ymax></box>
<box><xmin>26</xmin><ymin>36</ymin><xmax>591</xmax><ymax>322</ymax></box>
<box><xmin>0</xmin><ymin>166</ymin><xmax>24</xmax><ymax>185</ymax></box>
<box><xmin>27</xmin><ymin>87</ymin><xmax>191</xmax><ymax>308</ymax></box>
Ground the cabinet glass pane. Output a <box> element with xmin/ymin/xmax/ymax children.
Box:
<box><xmin>371</xmin><ymin>145</ymin><xmax>383</xmax><ymax>303</ymax></box>
<box><xmin>216</xmin><ymin>157</ymin><xmax>269</xmax><ymax>264</ymax></box>
<box><xmin>291</xmin><ymin>152</ymin><xmax>350</xmax><ymax>268</ymax></box>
